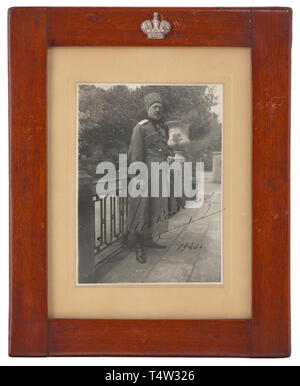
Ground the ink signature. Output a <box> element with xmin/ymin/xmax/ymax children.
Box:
<box><xmin>176</xmin><ymin>242</ymin><xmax>203</xmax><ymax>252</ymax></box>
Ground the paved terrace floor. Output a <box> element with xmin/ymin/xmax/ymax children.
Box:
<box><xmin>94</xmin><ymin>172</ymin><xmax>222</xmax><ymax>283</ymax></box>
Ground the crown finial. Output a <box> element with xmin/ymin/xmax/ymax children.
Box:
<box><xmin>141</xmin><ymin>12</ymin><xmax>171</xmax><ymax>39</ymax></box>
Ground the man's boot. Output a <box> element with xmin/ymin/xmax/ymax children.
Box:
<box><xmin>135</xmin><ymin>243</ymin><xmax>146</xmax><ymax>264</ymax></box>
<box><xmin>135</xmin><ymin>234</ymin><xmax>146</xmax><ymax>264</ymax></box>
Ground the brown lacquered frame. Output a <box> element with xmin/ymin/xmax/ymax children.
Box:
<box><xmin>9</xmin><ymin>7</ymin><xmax>291</xmax><ymax>357</ymax></box>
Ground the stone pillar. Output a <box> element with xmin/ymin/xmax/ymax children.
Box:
<box><xmin>78</xmin><ymin>169</ymin><xmax>95</xmax><ymax>283</ymax></box>
<box><xmin>166</xmin><ymin>121</ymin><xmax>191</xmax><ymax>211</ymax></box>
<box><xmin>212</xmin><ymin>152</ymin><xmax>222</xmax><ymax>183</ymax></box>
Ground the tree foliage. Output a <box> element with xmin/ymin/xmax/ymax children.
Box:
<box><xmin>78</xmin><ymin>84</ymin><xmax>221</xmax><ymax>173</ymax></box>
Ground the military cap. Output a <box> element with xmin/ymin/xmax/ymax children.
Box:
<box><xmin>144</xmin><ymin>92</ymin><xmax>162</xmax><ymax>110</ymax></box>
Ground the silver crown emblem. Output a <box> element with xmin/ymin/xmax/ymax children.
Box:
<box><xmin>141</xmin><ymin>12</ymin><xmax>171</xmax><ymax>39</ymax></box>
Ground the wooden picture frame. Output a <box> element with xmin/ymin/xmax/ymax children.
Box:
<box><xmin>9</xmin><ymin>7</ymin><xmax>291</xmax><ymax>357</ymax></box>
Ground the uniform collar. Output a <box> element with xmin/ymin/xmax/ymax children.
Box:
<box><xmin>148</xmin><ymin>117</ymin><xmax>163</xmax><ymax>126</ymax></box>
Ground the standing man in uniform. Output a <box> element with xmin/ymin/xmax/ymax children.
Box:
<box><xmin>127</xmin><ymin>92</ymin><xmax>173</xmax><ymax>263</ymax></box>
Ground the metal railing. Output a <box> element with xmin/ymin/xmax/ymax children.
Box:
<box><xmin>93</xmin><ymin>179</ymin><xmax>128</xmax><ymax>255</ymax></box>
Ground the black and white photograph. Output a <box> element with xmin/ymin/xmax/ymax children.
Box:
<box><xmin>2</xmin><ymin>0</ymin><xmax>299</xmax><ymax>367</ymax></box>
<box><xmin>77</xmin><ymin>83</ymin><xmax>223</xmax><ymax>284</ymax></box>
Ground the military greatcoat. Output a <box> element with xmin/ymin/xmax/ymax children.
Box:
<box><xmin>127</xmin><ymin>118</ymin><xmax>173</xmax><ymax>245</ymax></box>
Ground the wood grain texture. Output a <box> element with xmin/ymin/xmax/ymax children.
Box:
<box><xmin>251</xmin><ymin>8</ymin><xmax>292</xmax><ymax>357</ymax></box>
<box><xmin>47</xmin><ymin>7</ymin><xmax>251</xmax><ymax>47</ymax></box>
<box><xmin>49</xmin><ymin>319</ymin><xmax>251</xmax><ymax>357</ymax></box>
<box><xmin>9</xmin><ymin>7</ymin><xmax>48</xmax><ymax>356</ymax></box>
<box><xmin>9</xmin><ymin>7</ymin><xmax>291</xmax><ymax>357</ymax></box>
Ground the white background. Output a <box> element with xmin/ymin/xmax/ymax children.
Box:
<box><xmin>0</xmin><ymin>0</ymin><xmax>299</xmax><ymax>367</ymax></box>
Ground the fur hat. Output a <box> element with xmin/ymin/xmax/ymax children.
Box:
<box><xmin>144</xmin><ymin>92</ymin><xmax>162</xmax><ymax>110</ymax></box>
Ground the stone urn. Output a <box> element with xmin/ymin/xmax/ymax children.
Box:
<box><xmin>165</xmin><ymin>120</ymin><xmax>191</xmax><ymax>162</ymax></box>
